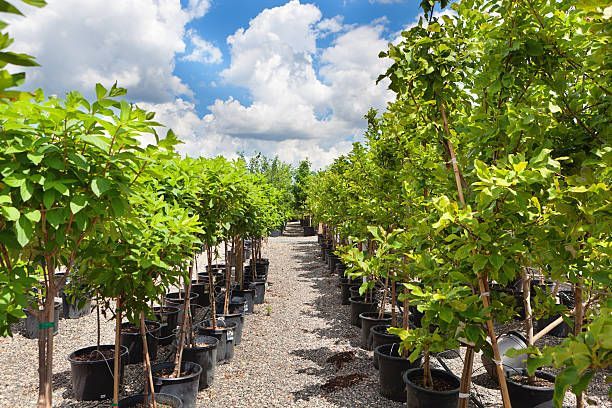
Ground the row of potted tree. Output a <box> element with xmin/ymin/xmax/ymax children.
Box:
<box><xmin>306</xmin><ymin>1</ymin><xmax>609</xmax><ymax>407</ymax></box>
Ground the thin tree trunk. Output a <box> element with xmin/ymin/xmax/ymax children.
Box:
<box><xmin>38</xmin><ymin>263</ymin><xmax>56</xmax><ymax>408</ymax></box>
<box><xmin>140</xmin><ymin>312</ymin><xmax>157</xmax><ymax>408</ymax></box>
<box><xmin>236</xmin><ymin>237</ymin><xmax>244</xmax><ymax>290</ymax></box>
<box><xmin>113</xmin><ymin>298</ymin><xmax>122</xmax><ymax>406</ymax></box>
<box><xmin>223</xmin><ymin>240</ymin><xmax>231</xmax><ymax>315</ymax></box>
<box><xmin>96</xmin><ymin>303</ymin><xmax>101</xmax><ymax>350</ymax></box>
<box><xmin>173</xmin><ymin>259</ymin><xmax>194</xmax><ymax>377</ymax></box>
<box><xmin>423</xmin><ymin>351</ymin><xmax>433</xmax><ymax>389</ymax></box>
<box><xmin>390</xmin><ymin>272</ymin><xmax>397</xmax><ymax>327</ymax></box>
<box><xmin>206</xmin><ymin>245</ymin><xmax>217</xmax><ymax>329</ymax></box>
<box><xmin>574</xmin><ymin>281</ymin><xmax>585</xmax><ymax>408</ymax></box>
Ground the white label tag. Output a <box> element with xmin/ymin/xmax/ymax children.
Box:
<box><xmin>244</xmin><ymin>303</ymin><xmax>249</xmax><ymax>312</ymax></box>
<box><xmin>227</xmin><ymin>329</ymin><xmax>234</xmax><ymax>341</ymax></box>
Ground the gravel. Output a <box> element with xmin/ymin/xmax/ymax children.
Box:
<box><xmin>0</xmin><ymin>221</ymin><xmax>609</xmax><ymax>407</ymax></box>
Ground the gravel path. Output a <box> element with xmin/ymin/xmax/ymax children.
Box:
<box><xmin>0</xmin><ymin>222</ymin><xmax>609</xmax><ymax>407</ymax></box>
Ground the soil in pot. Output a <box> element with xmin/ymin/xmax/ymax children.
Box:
<box><xmin>120</xmin><ymin>321</ymin><xmax>161</xmax><ymax>364</ymax></box>
<box><xmin>24</xmin><ymin>300</ymin><xmax>61</xmax><ymax>339</ymax></box>
<box><xmin>349</xmin><ymin>296</ymin><xmax>378</xmax><ymax>327</ymax></box>
<box><xmin>182</xmin><ymin>335</ymin><xmax>218</xmax><ymax>390</ymax></box>
<box><xmin>152</xmin><ymin>361</ymin><xmax>202</xmax><ymax>408</ymax></box>
<box><xmin>68</xmin><ymin>344</ymin><xmax>128</xmax><ymax>401</ymax></box>
<box><xmin>118</xmin><ymin>392</ymin><xmax>183</xmax><ymax>408</ymax></box>
<box><xmin>216</xmin><ymin>312</ymin><xmax>244</xmax><ymax>346</ymax></box>
<box><xmin>374</xmin><ymin>343</ymin><xmax>422</xmax><ymax>402</ymax></box>
<box><xmin>153</xmin><ymin>305</ymin><xmax>180</xmax><ymax>347</ymax></box>
<box><xmin>506</xmin><ymin>370</ymin><xmax>555</xmax><ymax>408</ymax></box>
<box><xmin>403</xmin><ymin>367</ymin><xmax>460</xmax><ymax>408</ymax></box>
<box><xmin>359</xmin><ymin>312</ymin><xmax>392</xmax><ymax>350</ymax></box>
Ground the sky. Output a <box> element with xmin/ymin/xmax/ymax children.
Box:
<box><xmin>8</xmin><ymin>0</ymin><xmax>424</xmax><ymax>169</ymax></box>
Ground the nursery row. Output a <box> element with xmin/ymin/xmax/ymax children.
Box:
<box><xmin>304</xmin><ymin>1</ymin><xmax>610</xmax><ymax>408</ymax></box>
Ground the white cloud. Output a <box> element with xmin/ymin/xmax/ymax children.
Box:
<box><xmin>8</xmin><ymin>0</ymin><xmax>206</xmax><ymax>102</ymax></box>
<box><xmin>369</xmin><ymin>0</ymin><xmax>405</xmax><ymax>3</ymax></box>
<box><xmin>316</xmin><ymin>16</ymin><xmax>345</xmax><ymax>37</ymax></box>
<box><xmin>205</xmin><ymin>0</ymin><xmax>393</xmax><ymax>152</ymax></box>
<box><xmin>182</xmin><ymin>29</ymin><xmax>223</xmax><ymax>64</ymax></box>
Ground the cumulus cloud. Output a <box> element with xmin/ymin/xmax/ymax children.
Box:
<box><xmin>182</xmin><ymin>29</ymin><xmax>223</xmax><ymax>64</ymax></box>
<box><xmin>205</xmin><ymin>0</ymin><xmax>394</xmax><ymax>152</ymax></box>
<box><xmin>8</xmin><ymin>0</ymin><xmax>206</xmax><ymax>102</ymax></box>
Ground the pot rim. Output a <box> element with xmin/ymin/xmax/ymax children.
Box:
<box><xmin>152</xmin><ymin>361</ymin><xmax>203</xmax><ymax>383</ymax></box>
<box><xmin>118</xmin><ymin>320</ymin><xmax>161</xmax><ymax>334</ymax></box>
<box><xmin>374</xmin><ymin>343</ymin><xmax>419</xmax><ymax>363</ymax></box>
<box><xmin>506</xmin><ymin>370</ymin><xmax>556</xmax><ymax>391</ymax></box>
<box><xmin>67</xmin><ymin>344</ymin><xmax>128</xmax><ymax>364</ymax></box>
<box><xmin>186</xmin><ymin>335</ymin><xmax>219</xmax><ymax>350</ymax></box>
<box><xmin>349</xmin><ymin>296</ymin><xmax>377</xmax><ymax>305</ymax></box>
<box><xmin>359</xmin><ymin>312</ymin><xmax>392</xmax><ymax>321</ymax></box>
<box><xmin>403</xmin><ymin>367</ymin><xmax>461</xmax><ymax>395</ymax></box>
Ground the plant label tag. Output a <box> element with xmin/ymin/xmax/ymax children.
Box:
<box><xmin>227</xmin><ymin>329</ymin><xmax>234</xmax><ymax>341</ymax></box>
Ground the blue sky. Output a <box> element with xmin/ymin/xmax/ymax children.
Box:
<box><xmin>10</xmin><ymin>0</ymin><xmax>427</xmax><ymax>168</ymax></box>
<box><xmin>178</xmin><ymin>0</ymin><xmax>421</xmax><ymax>116</ymax></box>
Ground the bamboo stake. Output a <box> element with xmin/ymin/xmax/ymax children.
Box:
<box><xmin>113</xmin><ymin>298</ymin><xmax>122</xmax><ymax>406</ymax></box>
<box><xmin>140</xmin><ymin>312</ymin><xmax>157</xmax><ymax>408</ymax></box>
<box><xmin>173</xmin><ymin>259</ymin><xmax>193</xmax><ymax>377</ymax></box>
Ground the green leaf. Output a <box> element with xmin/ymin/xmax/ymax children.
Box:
<box><xmin>80</xmin><ymin>134</ymin><xmax>110</xmax><ymax>151</ymax></box>
<box><xmin>15</xmin><ymin>216</ymin><xmax>33</xmax><ymax>247</ymax></box>
<box><xmin>91</xmin><ymin>178</ymin><xmax>111</xmax><ymax>197</ymax></box>
<box><xmin>440</xmin><ymin>308</ymin><xmax>453</xmax><ymax>323</ymax></box>
<box><xmin>0</xmin><ymin>51</ymin><xmax>39</xmax><ymax>67</ymax></box>
<box><xmin>20</xmin><ymin>181</ymin><xmax>33</xmax><ymax>202</ymax></box>
<box><xmin>69</xmin><ymin>196</ymin><xmax>88</xmax><ymax>214</ymax></box>
<box><xmin>24</xmin><ymin>209</ymin><xmax>41</xmax><ymax>223</ymax></box>
<box><xmin>95</xmin><ymin>83</ymin><xmax>107</xmax><ymax>100</ymax></box>
<box><xmin>0</xmin><ymin>1</ymin><xmax>23</xmax><ymax>16</ymax></box>
<box><xmin>27</xmin><ymin>152</ymin><xmax>44</xmax><ymax>165</ymax></box>
<box><xmin>489</xmin><ymin>253</ymin><xmax>504</xmax><ymax>271</ymax></box>
<box><xmin>110</xmin><ymin>197</ymin><xmax>126</xmax><ymax>217</ymax></box>
<box><xmin>43</xmin><ymin>190</ymin><xmax>55</xmax><ymax>209</ymax></box>
<box><xmin>1</xmin><ymin>206</ymin><xmax>19</xmax><ymax>221</ymax></box>
<box><xmin>472</xmin><ymin>254</ymin><xmax>488</xmax><ymax>273</ymax></box>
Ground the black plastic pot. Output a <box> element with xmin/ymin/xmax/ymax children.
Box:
<box><xmin>197</xmin><ymin>320</ymin><xmax>237</xmax><ymax>364</ymax></box>
<box><xmin>232</xmin><ymin>288</ymin><xmax>255</xmax><ymax>314</ymax></box>
<box><xmin>153</xmin><ymin>305</ymin><xmax>179</xmax><ymax>346</ymax></box>
<box><xmin>152</xmin><ymin>361</ymin><xmax>202</xmax><ymax>408</ymax></box>
<box><xmin>340</xmin><ymin>280</ymin><xmax>360</xmax><ymax>305</ymax></box>
<box><xmin>349</xmin><ymin>297</ymin><xmax>378</xmax><ymax>327</ymax></box>
<box><xmin>182</xmin><ymin>335</ymin><xmax>218</xmax><ymax>390</ymax></box>
<box><xmin>371</xmin><ymin>325</ymin><xmax>401</xmax><ymax>369</ymax></box>
<box><xmin>250</xmin><ymin>280</ymin><xmax>266</xmax><ymax>304</ymax></box>
<box><xmin>359</xmin><ymin>312</ymin><xmax>392</xmax><ymax>350</ymax></box>
<box><xmin>68</xmin><ymin>345</ymin><xmax>128</xmax><ymax>401</ymax></box>
<box><xmin>24</xmin><ymin>301</ymin><xmax>61</xmax><ymax>339</ymax></box>
<box><xmin>328</xmin><ymin>253</ymin><xmax>339</xmax><ymax>273</ymax></box>
<box><xmin>118</xmin><ymin>393</ymin><xmax>182</xmax><ymax>408</ymax></box>
<box><xmin>217</xmin><ymin>312</ymin><xmax>244</xmax><ymax>346</ymax></box>
<box><xmin>374</xmin><ymin>343</ymin><xmax>422</xmax><ymax>402</ymax></box>
<box><xmin>191</xmin><ymin>281</ymin><xmax>210</xmax><ymax>307</ymax></box>
<box><xmin>164</xmin><ymin>292</ymin><xmax>199</xmax><ymax>323</ymax></box>
<box><xmin>403</xmin><ymin>367</ymin><xmax>461</xmax><ymax>408</ymax></box>
<box><xmin>61</xmin><ymin>293</ymin><xmax>91</xmax><ymax>319</ymax></box>
<box><xmin>119</xmin><ymin>320</ymin><xmax>161</xmax><ymax>364</ymax></box>
<box><xmin>303</xmin><ymin>226</ymin><xmax>316</xmax><ymax>236</ymax></box>
<box><xmin>506</xmin><ymin>370</ymin><xmax>555</xmax><ymax>408</ymax></box>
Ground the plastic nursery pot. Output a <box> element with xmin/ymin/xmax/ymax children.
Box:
<box><xmin>152</xmin><ymin>361</ymin><xmax>202</xmax><ymax>408</ymax></box>
<box><xmin>303</xmin><ymin>225</ymin><xmax>316</xmax><ymax>236</ymax></box>
<box><xmin>249</xmin><ymin>280</ymin><xmax>266</xmax><ymax>304</ymax></box>
<box><xmin>197</xmin><ymin>320</ymin><xmax>237</xmax><ymax>364</ymax></box>
<box><xmin>118</xmin><ymin>392</ymin><xmax>183</xmax><ymax>408</ymax></box>
<box><xmin>67</xmin><ymin>345</ymin><xmax>128</xmax><ymax>401</ymax></box>
<box><xmin>164</xmin><ymin>291</ymin><xmax>199</xmax><ymax>323</ymax></box>
<box><xmin>374</xmin><ymin>343</ymin><xmax>422</xmax><ymax>402</ymax></box>
<box><xmin>61</xmin><ymin>292</ymin><xmax>92</xmax><ymax>319</ymax></box>
<box><xmin>340</xmin><ymin>280</ymin><xmax>360</xmax><ymax>305</ymax></box>
<box><xmin>119</xmin><ymin>320</ymin><xmax>161</xmax><ymax>364</ymax></box>
<box><xmin>228</xmin><ymin>296</ymin><xmax>247</xmax><ymax>315</ymax></box>
<box><xmin>506</xmin><ymin>370</ymin><xmax>555</xmax><ymax>408</ymax></box>
<box><xmin>24</xmin><ymin>301</ymin><xmax>61</xmax><ymax>339</ymax></box>
<box><xmin>403</xmin><ymin>367</ymin><xmax>461</xmax><ymax>408</ymax></box>
<box><xmin>232</xmin><ymin>288</ymin><xmax>255</xmax><ymax>315</ymax></box>
<box><xmin>359</xmin><ymin>312</ymin><xmax>392</xmax><ymax>350</ymax></box>
<box><xmin>482</xmin><ymin>330</ymin><xmax>528</xmax><ymax>380</ymax></box>
<box><xmin>153</xmin><ymin>305</ymin><xmax>180</xmax><ymax>347</ymax></box>
<box><xmin>191</xmin><ymin>281</ymin><xmax>210</xmax><ymax>307</ymax></box>
<box><xmin>182</xmin><ymin>335</ymin><xmax>218</xmax><ymax>390</ymax></box>
<box><xmin>371</xmin><ymin>325</ymin><xmax>401</xmax><ymax>369</ymax></box>
<box><xmin>349</xmin><ymin>296</ymin><xmax>378</xmax><ymax>327</ymax></box>
<box><xmin>216</xmin><ymin>312</ymin><xmax>245</xmax><ymax>346</ymax></box>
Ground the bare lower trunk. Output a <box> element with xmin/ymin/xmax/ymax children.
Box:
<box><xmin>458</xmin><ymin>346</ymin><xmax>474</xmax><ymax>408</ymax></box>
<box><xmin>574</xmin><ymin>281</ymin><xmax>584</xmax><ymax>408</ymax></box>
<box><xmin>390</xmin><ymin>274</ymin><xmax>397</xmax><ymax>327</ymax></box>
<box><xmin>140</xmin><ymin>312</ymin><xmax>157</xmax><ymax>408</ymax></box>
<box><xmin>379</xmin><ymin>273</ymin><xmax>389</xmax><ymax>320</ymax></box>
<box><xmin>236</xmin><ymin>237</ymin><xmax>244</xmax><ymax>290</ymax></box>
<box><xmin>521</xmin><ymin>269</ymin><xmax>535</xmax><ymax>384</ymax></box>
<box><xmin>173</xmin><ymin>259</ymin><xmax>194</xmax><ymax>376</ymax></box>
<box><xmin>478</xmin><ymin>273</ymin><xmax>512</xmax><ymax>407</ymax></box>
<box><xmin>423</xmin><ymin>352</ymin><xmax>433</xmax><ymax>389</ymax></box>
<box><xmin>206</xmin><ymin>246</ymin><xmax>217</xmax><ymax>329</ymax></box>
<box><xmin>113</xmin><ymin>298</ymin><xmax>122</xmax><ymax>406</ymax></box>
<box><xmin>37</xmin><ymin>268</ymin><xmax>56</xmax><ymax>408</ymax></box>
<box><xmin>223</xmin><ymin>240</ymin><xmax>231</xmax><ymax>315</ymax></box>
